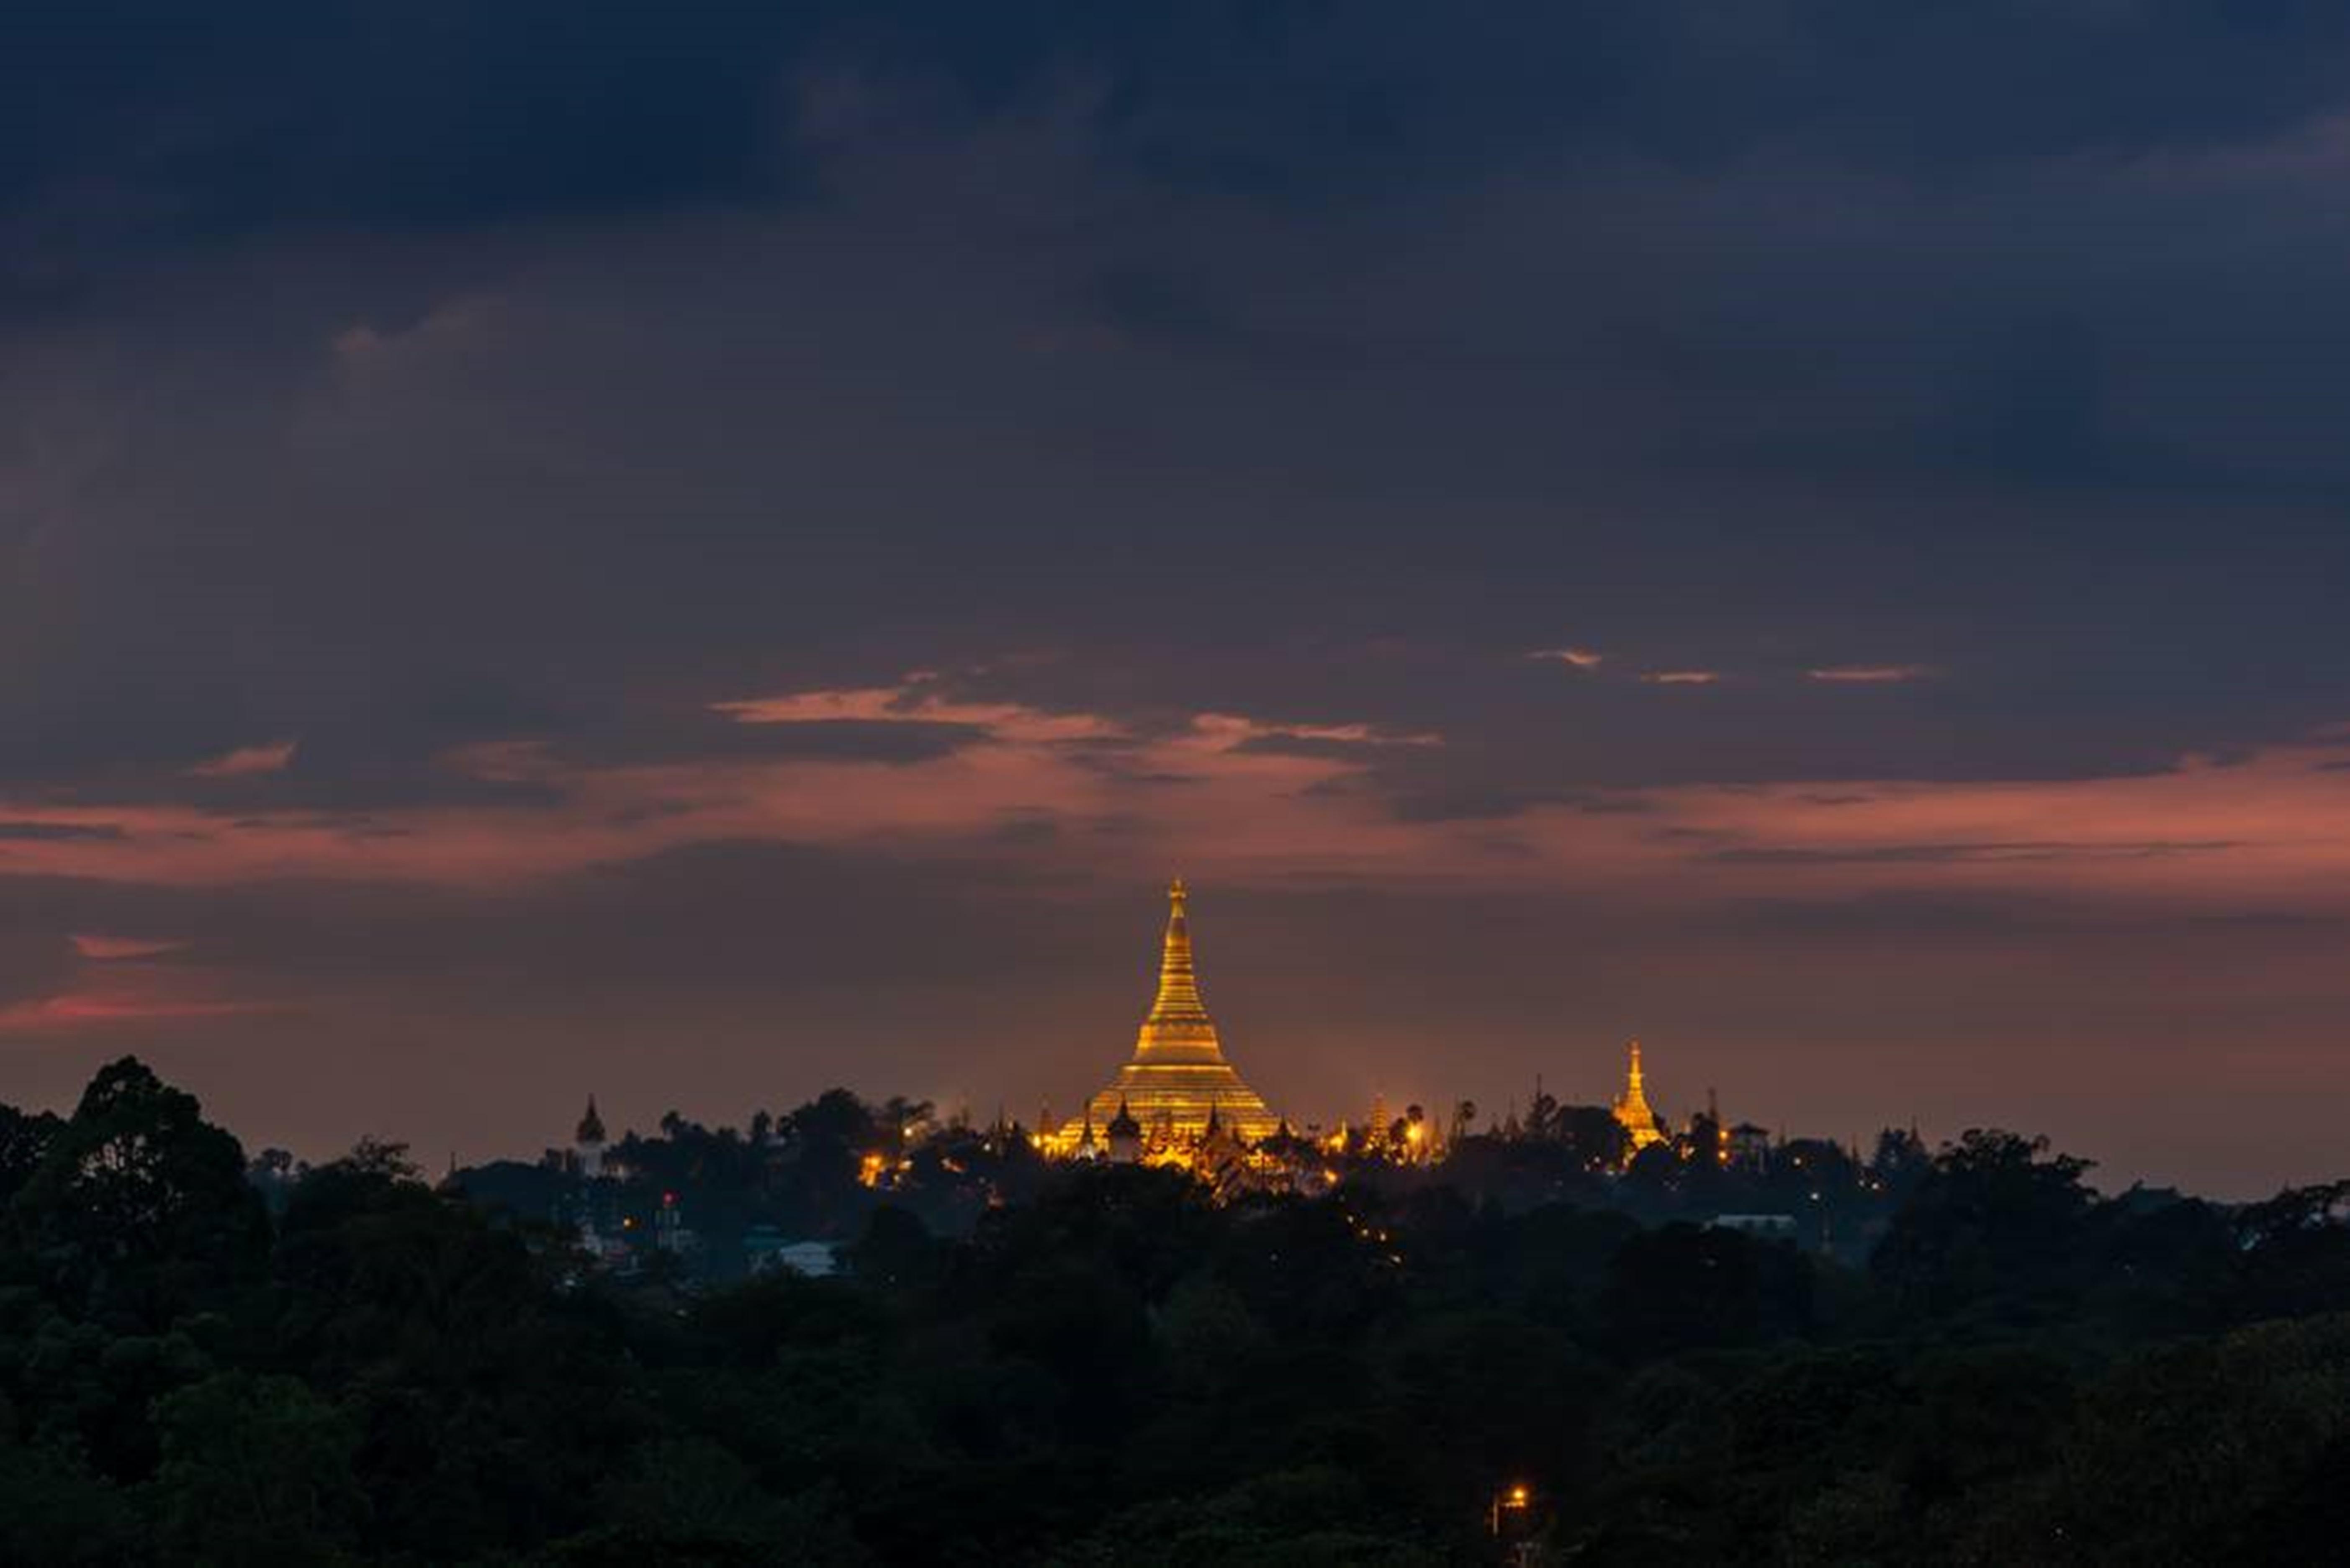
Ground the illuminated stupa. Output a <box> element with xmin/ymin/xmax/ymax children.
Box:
<box><xmin>1066</xmin><ymin>880</ymin><xmax>1281</xmax><ymax>1147</ymax></box>
<box><xmin>1612</xmin><ymin>1038</ymin><xmax>1665</xmax><ymax>1152</ymax></box>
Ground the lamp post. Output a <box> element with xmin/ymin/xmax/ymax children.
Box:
<box><xmin>1489</xmin><ymin>1481</ymin><xmax>1530</xmax><ymax>1537</ymax></box>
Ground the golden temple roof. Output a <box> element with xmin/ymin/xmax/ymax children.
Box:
<box><xmin>1064</xmin><ymin>880</ymin><xmax>1281</xmax><ymax>1147</ymax></box>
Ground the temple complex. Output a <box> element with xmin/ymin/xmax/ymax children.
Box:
<box><xmin>1053</xmin><ymin>880</ymin><xmax>1282</xmax><ymax>1152</ymax></box>
<box><xmin>1033</xmin><ymin>883</ymin><xmax>1705</xmax><ymax>1179</ymax></box>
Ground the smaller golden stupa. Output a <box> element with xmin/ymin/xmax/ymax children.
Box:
<box><xmin>1612</xmin><ymin>1037</ymin><xmax>1665</xmax><ymax>1151</ymax></box>
<box><xmin>1063</xmin><ymin>880</ymin><xmax>1281</xmax><ymax>1148</ymax></box>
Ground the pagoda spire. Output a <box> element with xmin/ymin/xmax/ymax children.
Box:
<box><xmin>1612</xmin><ymin>1037</ymin><xmax>1664</xmax><ymax>1151</ymax></box>
<box><xmin>1059</xmin><ymin>881</ymin><xmax>1281</xmax><ymax>1149</ymax></box>
<box><xmin>1147</xmin><ymin>877</ymin><xmax>1210</xmax><ymax>1024</ymax></box>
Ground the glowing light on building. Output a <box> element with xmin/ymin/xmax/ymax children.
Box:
<box><xmin>1612</xmin><ymin>1038</ymin><xmax>1665</xmax><ymax>1154</ymax></box>
<box><xmin>1052</xmin><ymin>880</ymin><xmax>1282</xmax><ymax>1153</ymax></box>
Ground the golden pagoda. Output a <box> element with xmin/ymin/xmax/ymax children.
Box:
<box><xmin>1062</xmin><ymin>880</ymin><xmax>1281</xmax><ymax>1148</ymax></box>
<box><xmin>1612</xmin><ymin>1037</ymin><xmax>1665</xmax><ymax>1152</ymax></box>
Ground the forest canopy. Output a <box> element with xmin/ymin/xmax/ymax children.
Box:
<box><xmin>0</xmin><ymin>1058</ymin><xmax>2345</xmax><ymax>1564</ymax></box>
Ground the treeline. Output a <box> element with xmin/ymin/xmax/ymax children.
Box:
<box><xmin>450</xmin><ymin>1087</ymin><xmax>1054</xmax><ymax>1271</ymax></box>
<box><xmin>1</xmin><ymin>1059</ymin><xmax>2348</xmax><ymax>1563</ymax></box>
<box><xmin>453</xmin><ymin>1091</ymin><xmax>1925</xmax><ymax>1280</ymax></box>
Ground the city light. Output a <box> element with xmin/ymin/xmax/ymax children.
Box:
<box><xmin>1491</xmin><ymin>1481</ymin><xmax>1533</xmax><ymax>1536</ymax></box>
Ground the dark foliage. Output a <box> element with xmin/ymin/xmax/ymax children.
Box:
<box><xmin>0</xmin><ymin>1061</ymin><xmax>2346</xmax><ymax>1563</ymax></box>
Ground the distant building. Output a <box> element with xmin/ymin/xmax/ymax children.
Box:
<box><xmin>1047</xmin><ymin>881</ymin><xmax>1282</xmax><ymax>1154</ymax></box>
<box><xmin>1198</xmin><ymin>1102</ymin><xmax>1244</xmax><ymax>1169</ymax></box>
<box><xmin>575</xmin><ymin>1217</ymin><xmax>634</xmax><ymax>1268</ymax></box>
<box><xmin>743</xmin><ymin>1224</ymin><xmax>787</xmax><ymax>1273</ymax></box>
<box><xmin>652</xmin><ymin>1190</ymin><xmax>694</xmax><ymax>1255</ymax></box>
<box><xmin>744</xmin><ymin>1227</ymin><xmax>840</xmax><ymax>1278</ymax></box>
<box><xmin>1711</xmin><ymin>1214</ymin><xmax>1798</xmax><ymax>1238</ymax></box>
<box><xmin>1611</xmin><ymin>1039</ymin><xmax>1666</xmax><ymax>1152</ymax></box>
<box><xmin>775</xmin><ymin>1242</ymin><xmax>838</xmax><ymax>1278</ymax></box>
<box><xmin>1105</xmin><ymin>1098</ymin><xmax>1143</xmax><ymax>1164</ymax></box>
<box><xmin>1728</xmin><ymin>1121</ymin><xmax>1773</xmax><ymax>1170</ymax></box>
<box><xmin>574</xmin><ymin>1096</ymin><xmax>607</xmax><ymax>1180</ymax></box>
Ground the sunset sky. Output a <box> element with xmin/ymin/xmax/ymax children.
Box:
<box><xmin>6</xmin><ymin>4</ymin><xmax>2350</xmax><ymax>1195</ymax></box>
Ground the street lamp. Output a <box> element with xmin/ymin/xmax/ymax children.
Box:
<box><xmin>1489</xmin><ymin>1481</ymin><xmax>1531</xmax><ymax>1536</ymax></box>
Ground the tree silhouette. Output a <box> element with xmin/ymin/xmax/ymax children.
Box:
<box><xmin>12</xmin><ymin>1057</ymin><xmax>266</xmax><ymax>1329</ymax></box>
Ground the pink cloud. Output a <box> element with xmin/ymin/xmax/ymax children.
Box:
<box><xmin>5</xmin><ymin>675</ymin><xmax>2350</xmax><ymax>941</ymax></box>
<box><xmin>0</xmin><ymin>996</ymin><xmax>273</xmax><ymax>1030</ymax></box>
<box><xmin>712</xmin><ymin>685</ymin><xmax>1121</xmax><ymax>744</ymax></box>
<box><xmin>1530</xmin><ymin>647</ymin><xmax>1604</xmax><ymax>669</ymax></box>
<box><xmin>70</xmin><ymin>934</ymin><xmax>188</xmax><ymax>961</ymax></box>
<box><xmin>0</xmin><ymin>686</ymin><xmax>1429</xmax><ymax>888</ymax></box>
<box><xmin>1508</xmin><ymin>742</ymin><xmax>2350</xmax><ymax>914</ymax></box>
<box><xmin>0</xmin><ymin>964</ymin><xmax>280</xmax><ymax>1034</ymax></box>
<box><xmin>188</xmin><ymin>739</ymin><xmax>298</xmax><ymax>778</ymax></box>
<box><xmin>1640</xmin><ymin>670</ymin><xmax>1720</xmax><ymax>686</ymax></box>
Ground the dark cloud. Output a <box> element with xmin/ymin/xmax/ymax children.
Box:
<box><xmin>1225</xmin><ymin>733</ymin><xmax>1428</xmax><ymax>761</ymax></box>
<box><xmin>549</xmin><ymin>715</ymin><xmax>988</xmax><ymax>770</ymax></box>
<box><xmin>1384</xmin><ymin>784</ymin><xmax>1658</xmax><ymax>825</ymax></box>
<box><xmin>16</xmin><ymin>3</ymin><xmax>2348</xmax><ymax>251</ymax></box>
<box><xmin>0</xmin><ymin>3</ymin><xmax>817</xmax><ymax>248</ymax></box>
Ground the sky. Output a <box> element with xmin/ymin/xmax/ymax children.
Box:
<box><xmin>3</xmin><ymin>2</ymin><xmax>2349</xmax><ymax>1196</ymax></box>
